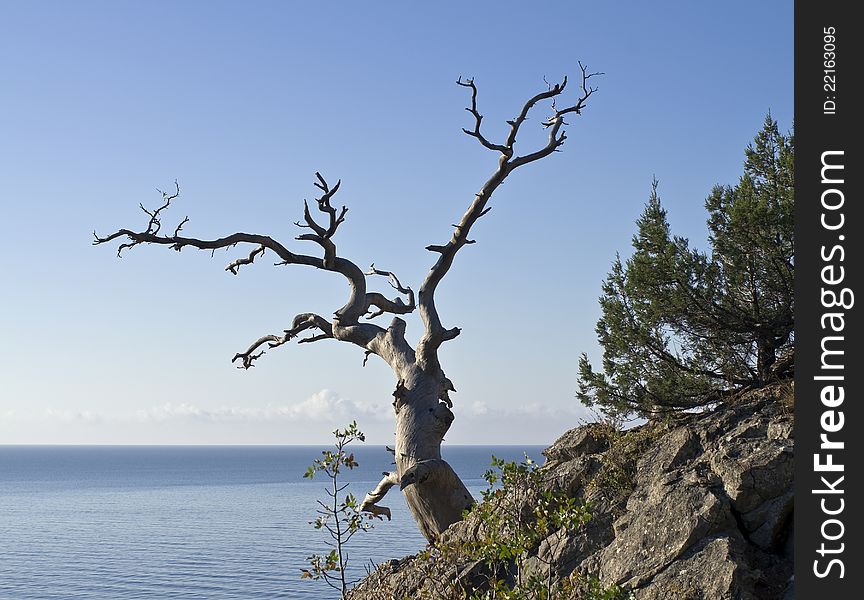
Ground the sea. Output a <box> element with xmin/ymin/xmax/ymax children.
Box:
<box><xmin>0</xmin><ymin>445</ymin><xmax>544</xmax><ymax>599</ymax></box>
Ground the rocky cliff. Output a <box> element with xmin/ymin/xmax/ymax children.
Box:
<box><xmin>349</xmin><ymin>382</ymin><xmax>794</xmax><ymax>599</ymax></box>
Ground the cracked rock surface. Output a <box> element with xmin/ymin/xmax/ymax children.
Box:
<box><xmin>348</xmin><ymin>382</ymin><xmax>794</xmax><ymax>599</ymax></box>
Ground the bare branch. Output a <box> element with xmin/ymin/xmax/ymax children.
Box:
<box><xmin>173</xmin><ymin>216</ymin><xmax>190</xmax><ymax>238</ymax></box>
<box><xmin>503</xmin><ymin>79</ymin><xmax>567</xmax><ymax>150</ymax></box>
<box><xmin>148</xmin><ymin>181</ymin><xmax>180</xmax><ymax>233</ymax></box>
<box><xmin>230</xmin><ymin>337</ymin><xmax>277</xmax><ymax>369</ymax></box>
<box><xmin>366</xmin><ymin>263</ymin><xmax>410</xmax><ymax>295</ymax></box>
<box><xmin>550</xmin><ymin>61</ymin><xmax>603</xmax><ymax>121</ymax></box>
<box><xmin>225</xmin><ymin>245</ymin><xmax>265</xmax><ymax>275</ymax></box>
<box><xmin>300</xmin><ymin>199</ymin><xmax>328</xmax><ymax>238</ymax></box>
<box><xmin>313</xmin><ymin>172</ymin><xmax>346</xmax><ymax>237</ymax></box>
<box><xmin>231</xmin><ymin>312</ymin><xmax>334</xmax><ymax>369</ymax></box>
<box><xmin>363</xmin><ymin>264</ymin><xmax>415</xmax><ymax>320</ymax></box>
<box><xmin>294</xmin><ymin>173</ymin><xmax>347</xmax><ymax>269</ymax></box>
<box><xmin>94</xmin><ymin>176</ymin><xmax>376</xmax><ymax>326</ymax></box>
<box><xmin>417</xmin><ymin>67</ymin><xmax>600</xmax><ymax>372</ymax></box>
<box><xmin>456</xmin><ymin>77</ymin><xmax>511</xmax><ymax>155</ymax></box>
<box><xmin>360</xmin><ymin>470</ymin><xmax>400</xmax><ymax>520</ymax></box>
<box><xmin>298</xmin><ymin>333</ymin><xmax>331</xmax><ymax>344</ymax></box>
<box><xmin>510</xmin><ymin>64</ymin><xmax>601</xmax><ymax>167</ymax></box>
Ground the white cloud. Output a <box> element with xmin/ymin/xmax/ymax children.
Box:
<box><xmin>28</xmin><ymin>390</ymin><xmax>390</xmax><ymax>427</ymax></box>
<box><xmin>459</xmin><ymin>400</ymin><xmax>581</xmax><ymax>419</ymax></box>
<box><xmin>468</xmin><ymin>401</ymin><xmax>489</xmax><ymax>415</ymax></box>
<box><xmin>43</xmin><ymin>408</ymin><xmax>103</xmax><ymax>423</ymax></box>
<box><xmin>17</xmin><ymin>392</ymin><xmax>593</xmax><ymax>444</ymax></box>
<box><xmin>133</xmin><ymin>389</ymin><xmax>391</xmax><ymax>423</ymax></box>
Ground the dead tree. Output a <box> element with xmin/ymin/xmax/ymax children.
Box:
<box><xmin>94</xmin><ymin>65</ymin><xmax>600</xmax><ymax>542</ymax></box>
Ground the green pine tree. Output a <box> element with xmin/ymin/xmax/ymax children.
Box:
<box><xmin>578</xmin><ymin>116</ymin><xmax>794</xmax><ymax>418</ymax></box>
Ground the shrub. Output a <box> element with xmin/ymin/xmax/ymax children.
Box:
<box><xmin>412</xmin><ymin>456</ymin><xmax>629</xmax><ymax>599</ymax></box>
<box><xmin>301</xmin><ymin>421</ymin><xmax>381</xmax><ymax>598</ymax></box>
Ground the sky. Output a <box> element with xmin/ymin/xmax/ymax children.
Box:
<box><xmin>0</xmin><ymin>1</ymin><xmax>793</xmax><ymax>445</ymax></box>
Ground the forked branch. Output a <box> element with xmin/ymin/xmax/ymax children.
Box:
<box><xmin>456</xmin><ymin>77</ymin><xmax>510</xmax><ymax>155</ymax></box>
<box><xmin>416</xmin><ymin>66</ymin><xmax>601</xmax><ymax>371</ymax></box>
<box><xmin>294</xmin><ymin>172</ymin><xmax>347</xmax><ymax>269</ymax></box>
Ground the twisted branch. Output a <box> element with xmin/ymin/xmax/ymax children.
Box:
<box><xmin>360</xmin><ymin>470</ymin><xmax>400</xmax><ymax>520</ymax></box>
<box><xmin>231</xmin><ymin>312</ymin><xmax>334</xmax><ymax>369</ymax></box>
<box><xmin>94</xmin><ymin>175</ymin><xmax>394</xmax><ymax>367</ymax></box>
<box><xmin>363</xmin><ymin>263</ymin><xmax>416</xmax><ymax>319</ymax></box>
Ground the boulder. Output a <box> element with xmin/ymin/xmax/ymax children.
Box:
<box><xmin>348</xmin><ymin>382</ymin><xmax>794</xmax><ymax>600</ymax></box>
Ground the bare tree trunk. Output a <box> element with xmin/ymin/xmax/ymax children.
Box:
<box><xmin>354</xmin><ymin>343</ymin><xmax>473</xmax><ymax>540</ymax></box>
<box><xmin>393</xmin><ymin>370</ymin><xmax>473</xmax><ymax>540</ymax></box>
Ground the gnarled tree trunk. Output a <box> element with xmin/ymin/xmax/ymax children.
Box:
<box><xmin>385</xmin><ymin>367</ymin><xmax>472</xmax><ymax>540</ymax></box>
<box><xmin>94</xmin><ymin>66</ymin><xmax>599</xmax><ymax>541</ymax></box>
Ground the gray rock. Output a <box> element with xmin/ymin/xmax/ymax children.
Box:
<box><xmin>708</xmin><ymin>416</ymin><xmax>793</xmax><ymax>514</ymax></box>
<box><xmin>543</xmin><ymin>454</ymin><xmax>603</xmax><ymax>499</ymax></box>
<box><xmin>634</xmin><ymin>427</ymin><xmax>701</xmax><ymax>485</ymax></box>
<box><xmin>348</xmin><ymin>383</ymin><xmax>794</xmax><ymax>600</ymax></box>
<box><xmin>599</xmin><ymin>483</ymin><xmax>734</xmax><ymax>588</ymax></box>
<box><xmin>636</xmin><ymin>536</ymin><xmax>757</xmax><ymax>600</ymax></box>
<box><xmin>742</xmin><ymin>490</ymin><xmax>793</xmax><ymax>550</ymax></box>
<box><xmin>543</xmin><ymin>423</ymin><xmax>612</xmax><ymax>463</ymax></box>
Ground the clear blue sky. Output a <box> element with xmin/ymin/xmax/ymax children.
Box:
<box><xmin>0</xmin><ymin>1</ymin><xmax>792</xmax><ymax>444</ymax></box>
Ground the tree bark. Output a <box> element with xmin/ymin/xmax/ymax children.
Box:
<box><xmin>349</xmin><ymin>328</ymin><xmax>473</xmax><ymax>540</ymax></box>
<box><xmin>756</xmin><ymin>338</ymin><xmax>777</xmax><ymax>384</ymax></box>
<box><xmin>392</xmin><ymin>368</ymin><xmax>474</xmax><ymax>540</ymax></box>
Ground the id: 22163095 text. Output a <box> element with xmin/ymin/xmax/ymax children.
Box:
<box><xmin>823</xmin><ymin>27</ymin><xmax>837</xmax><ymax>115</ymax></box>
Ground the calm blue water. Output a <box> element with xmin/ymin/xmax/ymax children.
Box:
<box><xmin>0</xmin><ymin>445</ymin><xmax>543</xmax><ymax>599</ymax></box>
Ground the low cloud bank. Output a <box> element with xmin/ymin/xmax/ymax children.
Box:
<box><xmin>4</xmin><ymin>390</ymin><xmax>592</xmax><ymax>444</ymax></box>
